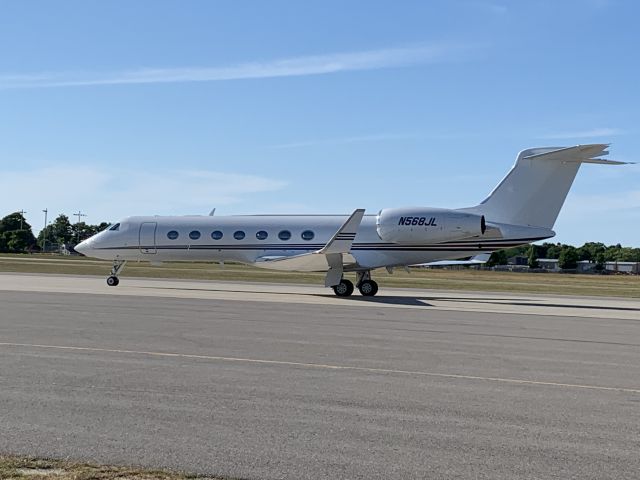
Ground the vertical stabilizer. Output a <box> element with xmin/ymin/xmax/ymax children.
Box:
<box><xmin>463</xmin><ymin>144</ymin><xmax>625</xmax><ymax>228</ymax></box>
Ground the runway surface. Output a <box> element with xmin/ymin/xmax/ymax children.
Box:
<box><xmin>1</xmin><ymin>273</ymin><xmax>639</xmax><ymax>479</ymax></box>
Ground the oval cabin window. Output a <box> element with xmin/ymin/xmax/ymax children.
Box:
<box><xmin>278</xmin><ymin>230</ymin><xmax>292</xmax><ymax>241</ymax></box>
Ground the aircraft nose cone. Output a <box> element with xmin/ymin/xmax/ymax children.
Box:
<box><xmin>75</xmin><ymin>240</ymin><xmax>90</xmax><ymax>255</ymax></box>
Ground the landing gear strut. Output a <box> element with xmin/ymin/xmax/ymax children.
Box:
<box><xmin>106</xmin><ymin>260</ymin><xmax>126</xmax><ymax>287</ymax></box>
<box><xmin>356</xmin><ymin>271</ymin><xmax>378</xmax><ymax>297</ymax></box>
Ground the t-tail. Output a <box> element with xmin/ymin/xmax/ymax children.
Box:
<box><xmin>462</xmin><ymin>144</ymin><xmax>628</xmax><ymax>229</ymax></box>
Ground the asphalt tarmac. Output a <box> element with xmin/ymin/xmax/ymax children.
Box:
<box><xmin>1</xmin><ymin>273</ymin><xmax>639</xmax><ymax>479</ymax></box>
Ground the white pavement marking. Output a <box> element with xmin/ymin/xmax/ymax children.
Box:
<box><xmin>0</xmin><ymin>273</ymin><xmax>638</xmax><ymax>319</ymax></box>
<box><xmin>1</xmin><ymin>342</ymin><xmax>639</xmax><ymax>394</ymax></box>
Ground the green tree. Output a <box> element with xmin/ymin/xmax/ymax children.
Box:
<box><xmin>487</xmin><ymin>250</ymin><xmax>508</xmax><ymax>267</ymax></box>
<box><xmin>545</xmin><ymin>243</ymin><xmax>564</xmax><ymax>259</ymax></box>
<box><xmin>558</xmin><ymin>247</ymin><xmax>579</xmax><ymax>270</ymax></box>
<box><xmin>47</xmin><ymin>214</ymin><xmax>74</xmax><ymax>245</ymax></box>
<box><xmin>527</xmin><ymin>244</ymin><xmax>540</xmax><ymax>268</ymax></box>
<box><xmin>0</xmin><ymin>212</ymin><xmax>37</xmax><ymax>253</ymax></box>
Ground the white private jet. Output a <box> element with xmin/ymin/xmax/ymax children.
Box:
<box><xmin>76</xmin><ymin>144</ymin><xmax>628</xmax><ymax>296</ymax></box>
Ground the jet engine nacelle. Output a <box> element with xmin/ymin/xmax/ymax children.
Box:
<box><xmin>376</xmin><ymin>208</ymin><xmax>486</xmax><ymax>244</ymax></box>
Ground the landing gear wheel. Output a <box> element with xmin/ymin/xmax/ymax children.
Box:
<box><xmin>106</xmin><ymin>276</ymin><xmax>120</xmax><ymax>287</ymax></box>
<box><xmin>358</xmin><ymin>279</ymin><xmax>378</xmax><ymax>297</ymax></box>
<box><xmin>332</xmin><ymin>279</ymin><xmax>354</xmax><ymax>297</ymax></box>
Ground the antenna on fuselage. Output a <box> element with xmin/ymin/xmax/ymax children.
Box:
<box><xmin>208</xmin><ymin>208</ymin><xmax>216</xmax><ymax>216</ymax></box>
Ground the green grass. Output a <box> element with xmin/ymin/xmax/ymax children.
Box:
<box><xmin>1</xmin><ymin>253</ymin><xmax>639</xmax><ymax>298</ymax></box>
<box><xmin>0</xmin><ymin>455</ymin><xmax>227</xmax><ymax>480</ymax></box>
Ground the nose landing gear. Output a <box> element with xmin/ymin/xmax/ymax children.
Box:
<box><xmin>106</xmin><ymin>260</ymin><xmax>126</xmax><ymax>287</ymax></box>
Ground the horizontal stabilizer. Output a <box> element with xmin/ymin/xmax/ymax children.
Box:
<box><xmin>523</xmin><ymin>144</ymin><xmax>630</xmax><ymax>165</ymax></box>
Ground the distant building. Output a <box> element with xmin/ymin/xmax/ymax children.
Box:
<box><xmin>537</xmin><ymin>258</ymin><xmax>560</xmax><ymax>271</ymax></box>
<box><xmin>605</xmin><ymin>261</ymin><xmax>640</xmax><ymax>274</ymax></box>
<box><xmin>577</xmin><ymin>260</ymin><xmax>597</xmax><ymax>273</ymax></box>
<box><xmin>508</xmin><ymin>255</ymin><xmax>528</xmax><ymax>266</ymax></box>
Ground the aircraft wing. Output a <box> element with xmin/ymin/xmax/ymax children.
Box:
<box><xmin>417</xmin><ymin>253</ymin><xmax>491</xmax><ymax>267</ymax></box>
<box><xmin>253</xmin><ymin>209</ymin><xmax>365</xmax><ymax>286</ymax></box>
<box><xmin>254</xmin><ymin>252</ymin><xmax>358</xmax><ymax>272</ymax></box>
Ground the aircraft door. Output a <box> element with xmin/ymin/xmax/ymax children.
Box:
<box><xmin>139</xmin><ymin>222</ymin><xmax>157</xmax><ymax>254</ymax></box>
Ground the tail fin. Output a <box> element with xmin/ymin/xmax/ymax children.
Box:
<box><xmin>464</xmin><ymin>144</ymin><xmax>626</xmax><ymax>228</ymax></box>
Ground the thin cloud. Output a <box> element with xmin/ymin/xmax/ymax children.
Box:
<box><xmin>0</xmin><ymin>166</ymin><xmax>287</xmax><ymax>230</ymax></box>
<box><xmin>268</xmin><ymin>133</ymin><xmax>423</xmax><ymax>149</ymax></box>
<box><xmin>537</xmin><ymin>127</ymin><xmax>625</xmax><ymax>140</ymax></box>
<box><xmin>268</xmin><ymin>131</ymin><xmax>487</xmax><ymax>149</ymax></box>
<box><xmin>0</xmin><ymin>43</ymin><xmax>480</xmax><ymax>89</ymax></box>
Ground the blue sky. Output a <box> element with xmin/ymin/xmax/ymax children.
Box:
<box><xmin>1</xmin><ymin>0</ymin><xmax>638</xmax><ymax>245</ymax></box>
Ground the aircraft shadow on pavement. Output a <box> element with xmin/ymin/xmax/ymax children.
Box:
<box><xmin>140</xmin><ymin>286</ymin><xmax>639</xmax><ymax>312</ymax></box>
<box><xmin>140</xmin><ymin>285</ymin><xmax>434</xmax><ymax>307</ymax></box>
<box><xmin>425</xmin><ymin>297</ymin><xmax>640</xmax><ymax>312</ymax></box>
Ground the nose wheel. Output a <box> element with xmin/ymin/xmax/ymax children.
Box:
<box><xmin>106</xmin><ymin>260</ymin><xmax>126</xmax><ymax>287</ymax></box>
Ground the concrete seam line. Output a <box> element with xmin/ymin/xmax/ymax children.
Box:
<box><xmin>1</xmin><ymin>341</ymin><xmax>639</xmax><ymax>394</ymax></box>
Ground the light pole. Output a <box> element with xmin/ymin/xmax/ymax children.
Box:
<box><xmin>74</xmin><ymin>211</ymin><xmax>87</xmax><ymax>243</ymax></box>
<box><xmin>18</xmin><ymin>209</ymin><xmax>27</xmax><ymax>230</ymax></box>
<box><xmin>42</xmin><ymin>209</ymin><xmax>48</xmax><ymax>252</ymax></box>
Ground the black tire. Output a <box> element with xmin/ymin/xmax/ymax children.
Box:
<box><xmin>106</xmin><ymin>276</ymin><xmax>119</xmax><ymax>287</ymax></box>
<box><xmin>332</xmin><ymin>279</ymin><xmax>354</xmax><ymax>297</ymax></box>
<box><xmin>358</xmin><ymin>279</ymin><xmax>378</xmax><ymax>297</ymax></box>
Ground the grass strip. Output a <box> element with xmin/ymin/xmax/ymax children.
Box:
<box><xmin>0</xmin><ymin>254</ymin><xmax>638</xmax><ymax>298</ymax></box>
<box><xmin>0</xmin><ymin>455</ymin><xmax>234</xmax><ymax>480</ymax></box>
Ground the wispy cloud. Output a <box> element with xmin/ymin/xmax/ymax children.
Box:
<box><xmin>536</xmin><ymin>127</ymin><xmax>625</xmax><ymax>140</ymax></box>
<box><xmin>0</xmin><ymin>43</ymin><xmax>481</xmax><ymax>89</ymax></box>
<box><xmin>268</xmin><ymin>133</ymin><xmax>424</xmax><ymax>149</ymax></box>
<box><xmin>0</xmin><ymin>166</ymin><xmax>287</xmax><ymax>228</ymax></box>
<box><xmin>267</xmin><ymin>130</ymin><xmax>487</xmax><ymax>149</ymax></box>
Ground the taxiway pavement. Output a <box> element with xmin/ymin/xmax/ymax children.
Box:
<box><xmin>1</xmin><ymin>273</ymin><xmax>639</xmax><ymax>479</ymax></box>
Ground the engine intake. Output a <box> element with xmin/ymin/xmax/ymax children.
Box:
<box><xmin>377</xmin><ymin>208</ymin><xmax>485</xmax><ymax>244</ymax></box>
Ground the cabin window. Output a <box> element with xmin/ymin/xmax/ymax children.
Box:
<box><xmin>301</xmin><ymin>230</ymin><xmax>315</xmax><ymax>241</ymax></box>
<box><xmin>189</xmin><ymin>230</ymin><xmax>201</xmax><ymax>240</ymax></box>
<box><xmin>167</xmin><ymin>230</ymin><xmax>179</xmax><ymax>240</ymax></box>
<box><xmin>109</xmin><ymin>223</ymin><xmax>120</xmax><ymax>231</ymax></box>
<box><xmin>278</xmin><ymin>230</ymin><xmax>291</xmax><ymax>241</ymax></box>
<box><xmin>256</xmin><ymin>230</ymin><xmax>268</xmax><ymax>240</ymax></box>
<box><xmin>234</xmin><ymin>230</ymin><xmax>246</xmax><ymax>240</ymax></box>
<box><xmin>211</xmin><ymin>230</ymin><xmax>223</xmax><ymax>240</ymax></box>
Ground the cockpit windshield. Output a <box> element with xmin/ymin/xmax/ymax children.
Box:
<box><xmin>109</xmin><ymin>223</ymin><xmax>120</xmax><ymax>231</ymax></box>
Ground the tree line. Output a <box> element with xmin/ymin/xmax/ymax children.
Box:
<box><xmin>1</xmin><ymin>211</ymin><xmax>639</xmax><ymax>265</ymax></box>
<box><xmin>487</xmin><ymin>242</ymin><xmax>640</xmax><ymax>270</ymax></box>
<box><xmin>0</xmin><ymin>211</ymin><xmax>109</xmax><ymax>253</ymax></box>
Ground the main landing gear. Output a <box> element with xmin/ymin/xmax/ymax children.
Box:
<box><xmin>106</xmin><ymin>260</ymin><xmax>126</xmax><ymax>287</ymax></box>
<box><xmin>332</xmin><ymin>271</ymin><xmax>379</xmax><ymax>297</ymax></box>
